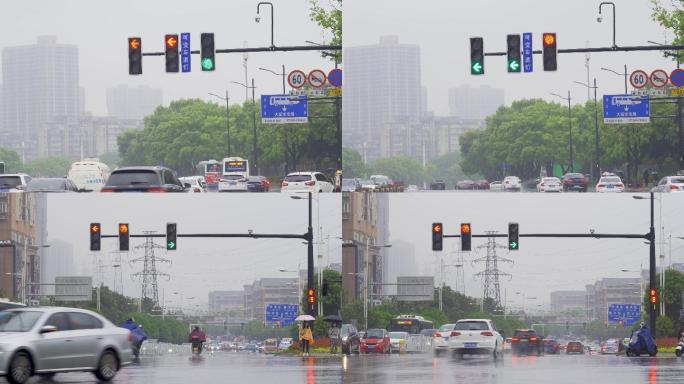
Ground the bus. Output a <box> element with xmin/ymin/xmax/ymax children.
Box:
<box><xmin>389</xmin><ymin>315</ymin><xmax>434</xmax><ymax>335</ymax></box>
<box><xmin>218</xmin><ymin>157</ymin><xmax>250</xmax><ymax>192</ymax></box>
<box><xmin>67</xmin><ymin>158</ymin><xmax>111</xmax><ymax>192</ymax></box>
<box><xmin>197</xmin><ymin>160</ymin><xmax>221</xmax><ymax>190</ymax></box>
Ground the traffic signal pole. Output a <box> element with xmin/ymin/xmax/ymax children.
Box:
<box><xmin>649</xmin><ymin>191</ymin><xmax>657</xmax><ymax>337</ymax></box>
<box><xmin>307</xmin><ymin>192</ymin><xmax>315</xmax><ymax>316</ymax></box>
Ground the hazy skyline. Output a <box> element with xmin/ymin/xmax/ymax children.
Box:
<box><xmin>344</xmin><ymin>0</ymin><xmax>677</xmax><ymax>116</ymax></box>
<box><xmin>1</xmin><ymin>0</ymin><xmax>336</xmax><ymax>116</ymax></box>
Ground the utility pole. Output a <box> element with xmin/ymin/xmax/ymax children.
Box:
<box><xmin>473</xmin><ymin>232</ymin><xmax>512</xmax><ymax>311</ymax></box>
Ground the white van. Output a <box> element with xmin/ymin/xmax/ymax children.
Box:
<box><xmin>67</xmin><ymin>159</ymin><xmax>111</xmax><ymax>192</ymax></box>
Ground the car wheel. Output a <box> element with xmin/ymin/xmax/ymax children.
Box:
<box><xmin>7</xmin><ymin>352</ymin><xmax>32</xmax><ymax>384</ymax></box>
<box><xmin>94</xmin><ymin>350</ymin><xmax>119</xmax><ymax>381</ymax></box>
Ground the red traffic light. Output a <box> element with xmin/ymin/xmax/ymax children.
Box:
<box><xmin>433</xmin><ymin>224</ymin><xmax>442</xmax><ymax>233</ymax></box>
<box><xmin>91</xmin><ymin>224</ymin><xmax>100</xmax><ymax>233</ymax></box>
<box><xmin>460</xmin><ymin>224</ymin><xmax>471</xmax><ymax>234</ymax></box>
<box><xmin>129</xmin><ymin>38</ymin><xmax>140</xmax><ymax>50</ymax></box>
<box><xmin>119</xmin><ymin>224</ymin><xmax>129</xmax><ymax>233</ymax></box>
<box><xmin>650</xmin><ymin>289</ymin><xmax>657</xmax><ymax>304</ymax></box>
<box><xmin>543</xmin><ymin>33</ymin><xmax>556</xmax><ymax>46</ymax></box>
<box><xmin>308</xmin><ymin>289</ymin><xmax>316</xmax><ymax>303</ymax></box>
<box><xmin>165</xmin><ymin>35</ymin><xmax>178</xmax><ymax>48</ymax></box>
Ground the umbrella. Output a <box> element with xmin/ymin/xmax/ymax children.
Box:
<box><xmin>323</xmin><ymin>315</ymin><xmax>343</xmax><ymax>323</ymax></box>
<box><xmin>295</xmin><ymin>314</ymin><xmax>315</xmax><ymax>321</ymax></box>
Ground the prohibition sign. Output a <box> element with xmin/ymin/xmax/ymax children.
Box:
<box><xmin>650</xmin><ymin>69</ymin><xmax>668</xmax><ymax>88</ymax></box>
<box><xmin>308</xmin><ymin>69</ymin><xmax>327</xmax><ymax>88</ymax></box>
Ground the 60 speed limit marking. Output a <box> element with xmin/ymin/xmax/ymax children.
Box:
<box><xmin>629</xmin><ymin>70</ymin><xmax>649</xmax><ymax>89</ymax></box>
<box><xmin>288</xmin><ymin>70</ymin><xmax>307</xmax><ymax>89</ymax></box>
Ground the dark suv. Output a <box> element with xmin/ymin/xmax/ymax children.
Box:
<box><xmin>562</xmin><ymin>173</ymin><xmax>589</xmax><ymax>192</ymax></box>
<box><xmin>511</xmin><ymin>329</ymin><xmax>542</xmax><ymax>356</ymax></box>
<box><xmin>101</xmin><ymin>166</ymin><xmax>187</xmax><ymax>192</ymax></box>
<box><xmin>340</xmin><ymin>324</ymin><xmax>361</xmax><ymax>355</ymax></box>
<box><xmin>430</xmin><ymin>180</ymin><xmax>446</xmax><ymax>190</ymax></box>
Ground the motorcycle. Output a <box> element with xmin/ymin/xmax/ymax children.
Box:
<box><xmin>191</xmin><ymin>338</ymin><xmax>204</xmax><ymax>356</ymax></box>
<box><xmin>676</xmin><ymin>337</ymin><xmax>684</xmax><ymax>357</ymax></box>
<box><xmin>626</xmin><ymin>327</ymin><xmax>658</xmax><ymax>357</ymax></box>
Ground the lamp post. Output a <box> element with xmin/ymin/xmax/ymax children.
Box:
<box><xmin>280</xmin><ymin>264</ymin><xmax>302</xmax><ymax>313</ymax></box>
<box><xmin>597</xmin><ymin>2</ymin><xmax>617</xmax><ymax>49</ymax></box>
<box><xmin>289</xmin><ymin>193</ymin><xmax>315</xmax><ymax>316</ymax></box>
<box><xmin>574</xmin><ymin>79</ymin><xmax>601</xmax><ymax>181</ymax></box>
<box><xmin>550</xmin><ymin>91</ymin><xmax>574</xmax><ymax>172</ymax></box>
<box><xmin>259</xmin><ymin>65</ymin><xmax>287</xmax><ymax>95</ymax></box>
<box><xmin>231</xmin><ymin>79</ymin><xmax>258</xmax><ymax>175</ymax></box>
<box><xmin>363</xmin><ymin>242</ymin><xmax>391</xmax><ymax>330</ymax></box>
<box><xmin>601</xmin><ymin>65</ymin><xmax>628</xmax><ymax>95</ymax></box>
<box><xmin>632</xmin><ymin>192</ymin><xmax>657</xmax><ymax>337</ymax></box>
<box><xmin>208</xmin><ymin>92</ymin><xmax>231</xmax><ymax>157</ymax></box>
<box><xmin>256</xmin><ymin>2</ymin><xmax>275</xmax><ymax>50</ymax></box>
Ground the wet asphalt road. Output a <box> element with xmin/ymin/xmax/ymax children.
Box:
<box><xmin>16</xmin><ymin>351</ymin><xmax>684</xmax><ymax>384</ymax></box>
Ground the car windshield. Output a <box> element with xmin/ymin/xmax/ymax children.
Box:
<box><xmin>341</xmin><ymin>325</ymin><xmax>354</xmax><ymax>335</ymax></box>
<box><xmin>26</xmin><ymin>179</ymin><xmax>66</xmax><ymax>191</ymax></box>
<box><xmin>365</xmin><ymin>329</ymin><xmax>384</xmax><ymax>338</ymax></box>
<box><xmin>420</xmin><ymin>329</ymin><xmax>437</xmax><ymax>336</ymax></box>
<box><xmin>247</xmin><ymin>176</ymin><xmax>262</xmax><ymax>182</ymax></box>
<box><xmin>0</xmin><ymin>176</ymin><xmax>22</xmax><ymax>188</ymax></box>
<box><xmin>670</xmin><ymin>177</ymin><xmax>684</xmax><ymax>184</ymax></box>
<box><xmin>388</xmin><ymin>332</ymin><xmax>407</xmax><ymax>339</ymax></box>
<box><xmin>454</xmin><ymin>321</ymin><xmax>489</xmax><ymax>331</ymax></box>
<box><xmin>566</xmin><ymin>173</ymin><xmax>584</xmax><ymax>179</ymax></box>
<box><xmin>106</xmin><ymin>170</ymin><xmax>159</xmax><ymax>186</ymax></box>
<box><xmin>600</xmin><ymin>177</ymin><xmax>621</xmax><ymax>183</ymax></box>
<box><xmin>285</xmin><ymin>174</ymin><xmax>312</xmax><ymax>182</ymax></box>
<box><xmin>0</xmin><ymin>310</ymin><xmax>43</xmax><ymax>332</ymax></box>
<box><xmin>438</xmin><ymin>324</ymin><xmax>455</xmax><ymax>332</ymax></box>
<box><xmin>514</xmin><ymin>330</ymin><xmax>537</xmax><ymax>337</ymax></box>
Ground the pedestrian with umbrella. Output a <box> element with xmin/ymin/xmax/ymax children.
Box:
<box><xmin>295</xmin><ymin>315</ymin><xmax>315</xmax><ymax>356</ymax></box>
<box><xmin>324</xmin><ymin>315</ymin><xmax>343</xmax><ymax>354</ymax></box>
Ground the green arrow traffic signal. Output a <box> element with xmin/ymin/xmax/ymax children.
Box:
<box><xmin>201</xmin><ymin>58</ymin><xmax>214</xmax><ymax>71</ymax></box>
<box><xmin>167</xmin><ymin>241</ymin><xmax>176</xmax><ymax>250</ymax></box>
<box><xmin>472</xmin><ymin>61</ymin><xmax>483</xmax><ymax>74</ymax></box>
<box><xmin>508</xmin><ymin>59</ymin><xmax>520</xmax><ymax>72</ymax></box>
<box><xmin>509</xmin><ymin>241</ymin><xmax>518</xmax><ymax>250</ymax></box>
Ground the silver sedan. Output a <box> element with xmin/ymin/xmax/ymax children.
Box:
<box><xmin>0</xmin><ymin>307</ymin><xmax>133</xmax><ymax>384</ymax></box>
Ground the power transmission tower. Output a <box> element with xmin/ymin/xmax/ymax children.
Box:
<box><xmin>473</xmin><ymin>231</ymin><xmax>512</xmax><ymax>310</ymax></box>
<box><xmin>448</xmin><ymin>243</ymin><xmax>467</xmax><ymax>296</ymax></box>
<box><xmin>131</xmin><ymin>231</ymin><xmax>170</xmax><ymax>308</ymax></box>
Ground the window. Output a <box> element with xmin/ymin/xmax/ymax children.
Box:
<box><xmin>315</xmin><ymin>173</ymin><xmax>328</xmax><ymax>182</ymax></box>
<box><xmin>454</xmin><ymin>321</ymin><xmax>489</xmax><ymax>331</ymax></box>
<box><xmin>44</xmin><ymin>312</ymin><xmax>71</xmax><ymax>331</ymax></box>
<box><xmin>68</xmin><ymin>312</ymin><xmax>103</xmax><ymax>330</ymax></box>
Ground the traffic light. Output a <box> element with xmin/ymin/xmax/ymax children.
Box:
<box><xmin>118</xmin><ymin>223</ymin><xmax>129</xmax><ymax>251</ymax></box>
<box><xmin>166</xmin><ymin>223</ymin><xmax>177</xmax><ymax>250</ymax></box>
<box><xmin>128</xmin><ymin>37</ymin><xmax>142</xmax><ymax>75</ymax></box>
<box><xmin>308</xmin><ymin>288</ymin><xmax>316</xmax><ymax>308</ymax></box>
<box><xmin>470</xmin><ymin>37</ymin><xmax>484</xmax><ymax>75</ymax></box>
<box><xmin>508</xmin><ymin>222</ymin><xmax>519</xmax><ymax>250</ymax></box>
<box><xmin>650</xmin><ymin>288</ymin><xmax>658</xmax><ymax>307</ymax></box>
<box><xmin>432</xmin><ymin>223</ymin><xmax>443</xmax><ymax>251</ymax></box>
<box><xmin>506</xmin><ymin>34</ymin><xmax>521</xmax><ymax>73</ymax></box>
<box><xmin>460</xmin><ymin>223</ymin><xmax>472</xmax><ymax>251</ymax></box>
<box><xmin>200</xmin><ymin>33</ymin><xmax>215</xmax><ymax>71</ymax></box>
<box><xmin>542</xmin><ymin>33</ymin><xmax>557</xmax><ymax>71</ymax></box>
<box><xmin>90</xmin><ymin>223</ymin><xmax>101</xmax><ymax>251</ymax></box>
<box><xmin>165</xmin><ymin>34</ymin><xmax>179</xmax><ymax>72</ymax></box>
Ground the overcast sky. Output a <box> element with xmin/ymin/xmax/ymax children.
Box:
<box><xmin>387</xmin><ymin>193</ymin><xmax>684</xmax><ymax>312</ymax></box>
<box><xmin>46</xmin><ymin>194</ymin><xmax>341</xmax><ymax>311</ymax></box>
<box><xmin>343</xmin><ymin>0</ymin><xmax>677</xmax><ymax>115</ymax></box>
<box><xmin>1</xmin><ymin>0</ymin><xmax>336</xmax><ymax>115</ymax></box>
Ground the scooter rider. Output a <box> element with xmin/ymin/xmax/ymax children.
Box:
<box><xmin>189</xmin><ymin>326</ymin><xmax>207</xmax><ymax>353</ymax></box>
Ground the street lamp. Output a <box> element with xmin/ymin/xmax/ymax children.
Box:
<box><xmin>550</xmin><ymin>91</ymin><xmax>574</xmax><ymax>172</ymax></box>
<box><xmin>259</xmin><ymin>66</ymin><xmax>287</xmax><ymax>95</ymax></box>
<box><xmin>597</xmin><ymin>2</ymin><xmax>617</xmax><ymax>49</ymax></box>
<box><xmin>256</xmin><ymin>2</ymin><xmax>275</xmax><ymax>50</ymax></box>
<box><xmin>573</xmin><ymin>79</ymin><xmax>601</xmax><ymax>181</ymax></box>
<box><xmin>279</xmin><ymin>265</ymin><xmax>302</xmax><ymax>313</ymax></box>
<box><xmin>601</xmin><ymin>65</ymin><xmax>628</xmax><ymax>95</ymax></box>
<box><xmin>632</xmin><ymin>192</ymin><xmax>657</xmax><ymax>337</ymax></box>
<box><xmin>208</xmin><ymin>92</ymin><xmax>231</xmax><ymax>157</ymax></box>
<box><xmin>231</xmin><ymin>79</ymin><xmax>258</xmax><ymax>175</ymax></box>
<box><xmin>288</xmin><ymin>193</ymin><xmax>315</xmax><ymax>316</ymax></box>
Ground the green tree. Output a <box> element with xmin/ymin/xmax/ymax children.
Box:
<box><xmin>308</xmin><ymin>0</ymin><xmax>342</xmax><ymax>63</ymax></box>
<box><xmin>23</xmin><ymin>156</ymin><xmax>74</xmax><ymax>177</ymax></box>
<box><xmin>425</xmin><ymin>151</ymin><xmax>469</xmax><ymax>186</ymax></box>
<box><xmin>342</xmin><ymin>147</ymin><xmax>366</xmax><ymax>178</ymax></box>
<box><xmin>656</xmin><ymin>315</ymin><xmax>676</xmax><ymax>337</ymax></box>
<box><xmin>99</xmin><ymin>152</ymin><xmax>120</xmax><ymax>169</ymax></box>
<box><xmin>0</xmin><ymin>148</ymin><xmax>22</xmax><ymax>173</ymax></box>
<box><xmin>368</xmin><ymin>156</ymin><xmax>426</xmax><ymax>185</ymax></box>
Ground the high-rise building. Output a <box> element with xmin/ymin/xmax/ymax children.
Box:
<box><xmin>1</xmin><ymin>36</ymin><xmax>80</xmax><ymax>161</ymax></box>
<box><xmin>208</xmin><ymin>291</ymin><xmax>245</xmax><ymax>315</ymax></box>
<box><xmin>106</xmin><ymin>85</ymin><xmax>163</xmax><ymax>120</ymax></box>
<box><xmin>448</xmin><ymin>85</ymin><xmax>505</xmax><ymax>120</ymax></box>
<box><xmin>343</xmin><ymin>36</ymin><xmax>422</xmax><ymax>163</ymax></box>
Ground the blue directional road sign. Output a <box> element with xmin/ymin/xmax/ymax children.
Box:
<box><xmin>607</xmin><ymin>303</ymin><xmax>641</xmax><ymax>326</ymax></box>
<box><xmin>602</xmin><ymin>94</ymin><xmax>650</xmax><ymax>124</ymax></box>
<box><xmin>261</xmin><ymin>94</ymin><xmax>308</xmax><ymax>124</ymax></box>
<box><xmin>180</xmin><ymin>33</ymin><xmax>191</xmax><ymax>73</ymax></box>
<box><xmin>522</xmin><ymin>33</ymin><xmax>533</xmax><ymax>73</ymax></box>
<box><xmin>266</xmin><ymin>304</ymin><xmax>299</xmax><ymax>327</ymax></box>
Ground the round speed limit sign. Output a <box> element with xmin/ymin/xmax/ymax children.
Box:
<box><xmin>288</xmin><ymin>70</ymin><xmax>306</xmax><ymax>89</ymax></box>
<box><xmin>629</xmin><ymin>70</ymin><xmax>649</xmax><ymax>89</ymax></box>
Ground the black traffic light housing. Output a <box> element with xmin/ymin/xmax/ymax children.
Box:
<box><xmin>166</xmin><ymin>223</ymin><xmax>177</xmax><ymax>250</ymax></box>
<box><xmin>650</xmin><ymin>288</ymin><xmax>657</xmax><ymax>308</ymax></box>
<box><xmin>200</xmin><ymin>33</ymin><xmax>215</xmax><ymax>71</ymax></box>
<box><xmin>508</xmin><ymin>222</ymin><xmax>519</xmax><ymax>250</ymax></box>
<box><xmin>128</xmin><ymin>37</ymin><xmax>142</xmax><ymax>75</ymax></box>
<box><xmin>507</xmin><ymin>34</ymin><xmax>521</xmax><ymax>73</ymax></box>
<box><xmin>460</xmin><ymin>223</ymin><xmax>472</xmax><ymax>251</ymax></box>
<box><xmin>543</xmin><ymin>33</ymin><xmax>557</xmax><ymax>71</ymax></box>
<box><xmin>308</xmin><ymin>288</ymin><xmax>316</xmax><ymax>312</ymax></box>
<box><xmin>90</xmin><ymin>223</ymin><xmax>101</xmax><ymax>251</ymax></box>
<box><xmin>118</xmin><ymin>223</ymin><xmax>130</xmax><ymax>251</ymax></box>
<box><xmin>470</xmin><ymin>37</ymin><xmax>484</xmax><ymax>75</ymax></box>
<box><xmin>165</xmin><ymin>34</ymin><xmax>179</xmax><ymax>72</ymax></box>
<box><xmin>432</xmin><ymin>223</ymin><xmax>443</xmax><ymax>251</ymax></box>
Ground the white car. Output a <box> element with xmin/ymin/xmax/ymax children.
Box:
<box><xmin>489</xmin><ymin>181</ymin><xmax>503</xmax><ymax>192</ymax></box>
<box><xmin>503</xmin><ymin>176</ymin><xmax>521</xmax><ymax>192</ymax></box>
<box><xmin>432</xmin><ymin>323</ymin><xmax>456</xmax><ymax>356</ymax></box>
<box><xmin>359</xmin><ymin>180</ymin><xmax>377</xmax><ymax>190</ymax></box>
<box><xmin>537</xmin><ymin>177</ymin><xmax>562</xmax><ymax>192</ymax></box>
<box><xmin>218</xmin><ymin>174</ymin><xmax>248</xmax><ymax>192</ymax></box>
<box><xmin>179</xmin><ymin>176</ymin><xmax>207</xmax><ymax>193</ymax></box>
<box><xmin>278</xmin><ymin>337</ymin><xmax>293</xmax><ymax>350</ymax></box>
<box><xmin>406</xmin><ymin>184</ymin><xmax>419</xmax><ymax>192</ymax></box>
<box><xmin>388</xmin><ymin>331</ymin><xmax>409</xmax><ymax>353</ymax></box>
<box><xmin>370</xmin><ymin>174</ymin><xmax>391</xmax><ymax>187</ymax></box>
<box><xmin>448</xmin><ymin>319</ymin><xmax>504</xmax><ymax>359</ymax></box>
<box><xmin>0</xmin><ymin>174</ymin><xmax>32</xmax><ymax>192</ymax></box>
<box><xmin>596</xmin><ymin>174</ymin><xmax>625</xmax><ymax>193</ymax></box>
<box><xmin>653</xmin><ymin>176</ymin><xmax>684</xmax><ymax>193</ymax></box>
<box><xmin>280</xmin><ymin>172</ymin><xmax>334</xmax><ymax>193</ymax></box>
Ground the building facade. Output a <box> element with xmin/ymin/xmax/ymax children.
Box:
<box><xmin>242</xmin><ymin>278</ymin><xmax>299</xmax><ymax>322</ymax></box>
<box><xmin>550</xmin><ymin>290</ymin><xmax>587</xmax><ymax>318</ymax></box>
<box><xmin>208</xmin><ymin>290</ymin><xmax>245</xmax><ymax>315</ymax></box>
<box><xmin>448</xmin><ymin>85</ymin><xmax>505</xmax><ymax>120</ymax></box>
<box><xmin>106</xmin><ymin>85</ymin><xmax>163</xmax><ymax>120</ymax></box>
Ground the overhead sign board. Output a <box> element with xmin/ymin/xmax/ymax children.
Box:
<box><xmin>288</xmin><ymin>70</ymin><xmax>306</xmax><ymax>89</ymax></box>
<box><xmin>266</xmin><ymin>304</ymin><xmax>299</xmax><ymax>327</ymax></box>
<box><xmin>55</xmin><ymin>276</ymin><xmax>92</xmax><ymax>302</ymax></box>
<box><xmin>522</xmin><ymin>32</ymin><xmax>533</xmax><ymax>73</ymax></box>
<box><xmin>180</xmin><ymin>33</ymin><xmax>191</xmax><ymax>73</ymax></box>
<box><xmin>260</xmin><ymin>94</ymin><xmax>308</xmax><ymax>124</ymax></box>
<box><xmin>602</xmin><ymin>94</ymin><xmax>650</xmax><ymax>124</ymax></box>
<box><xmin>630</xmin><ymin>70</ymin><xmax>649</xmax><ymax>89</ymax></box>
<box><xmin>607</xmin><ymin>303</ymin><xmax>641</xmax><ymax>326</ymax></box>
<box><xmin>396</xmin><ymin>276</ymin><xmax>434</xmax><ymax>302</ymax></box>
